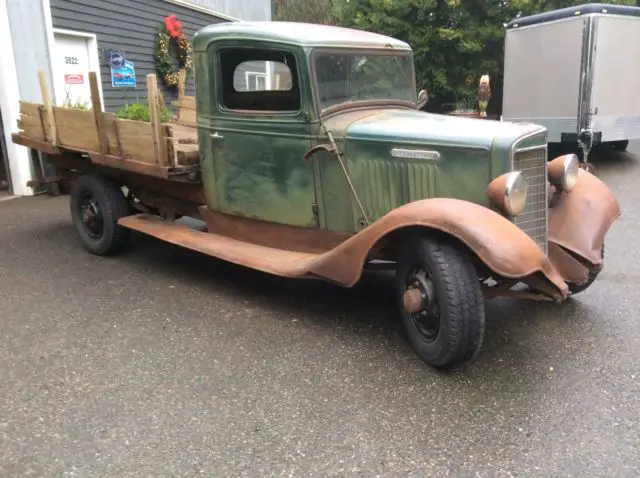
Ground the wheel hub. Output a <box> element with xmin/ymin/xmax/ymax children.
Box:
<box><xmin>79</xmin><ymin>196</ymin><xmax>103</xmax><ymax>238</ymax></box>
<box><xmin>403</xmin><ymin>269</ymin><xmax>440</xmax><ymax>341</ymax></box>
<box><xmin>402</xmin><ymin>288</ymin><xmax>423</xmax><ymax>314</ymax></box>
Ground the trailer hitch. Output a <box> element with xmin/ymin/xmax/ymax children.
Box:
<box><xmin>577</xmin><ymin>129</ymin><xmax>596</xmax><ymax>174</ymax></box>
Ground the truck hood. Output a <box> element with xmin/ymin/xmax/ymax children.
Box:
<box><xmin>322</xmin><ymin>107</ymin><xmax>544</xmax><ymax>150</ymax></box>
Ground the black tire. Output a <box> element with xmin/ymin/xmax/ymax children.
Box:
<box><xmin>568</xmin><ymin>244</ymin><xmax>604</xmax><ymax>295</ymax></box>
<box><xmin>395</xmin><ymin>236</ymin><xmax>485</xmax><ymax>369</ymax></box>
<box><xmin>70</xmin><ymin>174</ymin><xmax>131</xmax><ymax>256</ymax></box>
<box><xmin>613</xmin><ymin>140</ymin><xmax>629</xmax><ymax>152</ymax></box>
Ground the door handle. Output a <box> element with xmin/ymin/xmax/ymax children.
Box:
<box><xmin>210</xmin><ymin>132</ymin><xmax>224</xmax><ymax>141</ymax></box>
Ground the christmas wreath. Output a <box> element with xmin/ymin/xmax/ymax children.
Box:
<box><xmin>155</xmin><ymin>15</ymin><xmax>193</xmax><ymax>88</ymax></box>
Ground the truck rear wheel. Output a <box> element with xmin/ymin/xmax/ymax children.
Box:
<box><xmin>395</xmin><ymin>236</ymin><xmax>485</xmax><ymax>369</ymax></box>
<box><xmin>70</xmin><ymin>174</ymin><xmax>132</xmax><ymax>256</ymax></box>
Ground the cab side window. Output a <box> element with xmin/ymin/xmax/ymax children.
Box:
<box><xmin>219</xmin><ymin>48</ymin><xmax>300</xmax><ymax>112</ymax></box>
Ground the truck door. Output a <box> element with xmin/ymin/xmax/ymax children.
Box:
<box><xmin>206</xmin><ymin>44</ymin><xmax>318</xmax><ymax>228</ymax></box>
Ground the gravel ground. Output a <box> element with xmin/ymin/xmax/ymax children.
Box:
<box><xmin>0</xmin><ymin>144</ymin><xmax>639</xmax><ymax>477</ymax></box>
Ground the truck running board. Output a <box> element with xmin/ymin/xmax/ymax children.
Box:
<box><xmin>117</xmin><ymin>214</ymin><xmax>320</xmax><ymax>279</ymax></box>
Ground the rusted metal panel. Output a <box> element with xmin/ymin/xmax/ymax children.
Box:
<box><xmin>303</xmin><ymin>197</ymin><xmax>568</xmax><ymax>293</ymax></box>
<box><xmin>548</xmin><ymin>169</ymin><xmax>621</xmax><ymax>266</ymax></box>
<box><xmin>118</xmin><ymin>214</ymin><xmax>319</xmax><ymax>280</ymax></box>
<box><xmin>199</xmin><ymin>206</ymin><xmax>350</xmax><ymax>254</ymax></box>
<box><xmin>119</xmin><ymin>196</ymin><xmax>573</xmax><ymax>300</ymax></box>
<box><xmin>547</xmin><ymin>242</ymin><xmax>590</xmax><ymax>284</ymax></box>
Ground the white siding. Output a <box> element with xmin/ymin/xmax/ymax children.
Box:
<box><xmin>180</xmin><ymin>0</ymin><xmax>271</xmax><ymax>21</ymax></box>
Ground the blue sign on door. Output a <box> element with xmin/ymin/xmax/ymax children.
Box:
<box><xmin>111</xmin><ymin>60</ymin><xmax>136</xmax><ymax>88</ymax></box>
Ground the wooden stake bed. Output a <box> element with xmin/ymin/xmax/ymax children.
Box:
<box><xmin>15</xmin><ymin>69</ymin><xmax>201</xmax><ymax>187</ymax></box>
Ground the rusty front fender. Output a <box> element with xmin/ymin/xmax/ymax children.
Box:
<box><xmin>306</xmin><ymin>198</ymin><xmax>567</xmax><ymax>293</ymax></box>
<box><xmin>548</xmin><ymin>169</ymin><xmax>621</xmax><ymax>266</ymax></box>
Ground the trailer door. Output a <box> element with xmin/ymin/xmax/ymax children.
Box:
<box><xmin>590</xmin><ymin>15</ymin><xmax>640</xmax><ymax>142</ymax></box>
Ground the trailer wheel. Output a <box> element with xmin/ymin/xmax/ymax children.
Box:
<box><xmin>70</xmin><ymin>174</ymin><xmax>131</xmax><ymax>256</ymax></box>
<box><xmin>395</xmin><ymin>236</ymin><xmax>485</xmax><ymax>369</ymax></box>
<box><xmin>613</xmin><ymin>140</ymin><xmax>629</xmax><ymax>152</ymax></box>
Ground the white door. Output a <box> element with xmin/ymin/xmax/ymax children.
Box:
<box><xmin>52</xmin><ymin>31</ymin><xmax>99</xmax><ymax>108</ymax></box>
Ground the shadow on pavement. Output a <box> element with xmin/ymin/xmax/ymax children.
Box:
<box><xmin>112</xmin><ymin>229</ymin><xmax>600</xmax><ymax>376</ymax></box>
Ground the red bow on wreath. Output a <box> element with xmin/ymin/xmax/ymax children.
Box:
<box><xmin>164</xmin><ymin>15</ymin><xmax>183</xmax><ymax>38</ymax></box>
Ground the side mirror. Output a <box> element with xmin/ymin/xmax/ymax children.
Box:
<box><xmin>417</xmin><ymin>89</ymin><xmax>429</xmax><ymax>109</ymax></box>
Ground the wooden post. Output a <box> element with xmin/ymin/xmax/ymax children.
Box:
<box><xmin>113</xmin><ymin>118</ymin><xmax>124</xmax><ymax>159</ymax></box>
<box><xmin>89</xmin><ymin>72</ymin><xmax>108</xmax><ymax>155</ymax></box>
<box><xmin>178</xmin><ymin>69</ymin><xmax>187</xmax><ymax>100</ymax></box>
<box><xmin>177</xmin><ymin>69</ymin><xmax>187</xmax><ymax>122</ymax></box>
<box><xmin>147</xmin><ymin>73</ymin><xmax>168</xmax><ymax>167</ymax></box>
<box><xmin>38</xmin><ymin>69</ymin><xmax>57</xmax><ymax>145</ymax></box>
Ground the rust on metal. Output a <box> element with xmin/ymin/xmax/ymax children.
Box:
<box><xmin>546</xmin><ymin>242</ymin><xmax>590</xmax><ymax>284</ymax></box>
<box><xmin>195</xmin><ymin>196</ymin><xmax>571</xmax><ymax>296</ymax></box>
<box><xmin>204</xmin><ymin>197</ymin><xmax>570</xmax><ymax>296</ymax></box>
<box><xmin>402</xmin><ymin>288</ymin><xmax>423</xmax><ymax>314</ymax></box>
<box><xmin>547</xmin><ymin>154</ymin><xmax>572</xmax><ymax>186</ymax></box>
<box><xmin>303</xmin><ymin>143</ymin><xmax>335</xmax><ymax>162</ymax></box>
<box><xmin>320</xmin><ymin>98</ymin><xmax>417</xmax><ymax>117</ymax></box>
<box><xmin>199</xmin><ymin>206</ymin><xmax>351</xmax><ymax>254</ymax></box>
<box><xmin>548</xmin><ymin>169</ymin><xmax>620</xmax><ymax>266</ymax></box>
<box><xmin>113</xmin><ymin>174</ymin><xmax>618</xmax><ymax>303</ymax></box>
<box><xmin>16</xmin><ymin>130</ymin><xmax>619</xmax><ymax>304</ymax></box>
<box><xmin>306</xmin><ymin>197</ymin><xmax>559</xmax><ymax>287</ymax></box>
<box><xmin>118</xmin><ymin>214</ymin><xmax>319</xmax><ymax>280</ymax></box>
<box><xmin>486</xmin><ymin>172</ymin><xmax>510</xmax><ymax>212</ymax></box>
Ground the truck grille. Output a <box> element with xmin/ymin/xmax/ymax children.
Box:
<box><xmin>512</xmin><ymin>147</ymin><xmax>548</xmax><ymax>254</ymax></box>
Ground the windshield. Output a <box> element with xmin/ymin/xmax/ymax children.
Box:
<box><xmin>313</xmin><ymin>50</ymin><xmax>416</xmax><ymax>111</ymax></box>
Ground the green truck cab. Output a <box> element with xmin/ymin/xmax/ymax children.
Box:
<box><xmin>193</xmin><ymin>22</ymin><xmax>541</xmax><ymax>232</ymax></box>
<box><xmin>15</xmin><ymin>22</ymin><xmax>621</xmax><ymax>370</ymax></box>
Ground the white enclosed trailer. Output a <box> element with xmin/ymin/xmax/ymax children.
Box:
<box><xmin>501</xmin><ymin>3</ymin><xmax>640</xmax><ymax>159</ymax></box>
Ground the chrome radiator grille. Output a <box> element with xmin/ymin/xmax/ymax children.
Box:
<box><xmin>512</xmin><ymin>147</ymin><xmax>548</xmax><ymax>254</ymax></box>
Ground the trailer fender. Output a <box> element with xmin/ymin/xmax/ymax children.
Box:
<box><xmin>306</xmin><ymin>197</ymin><xmax>566</xmax><ymax>290</ymax></box>
<box><xmin>548</xmin><ymin>169</ymin><xmax>621</xmax><ymax>266</ymax></box>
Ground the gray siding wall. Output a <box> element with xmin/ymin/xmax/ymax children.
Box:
<box><xmin>50</xmin><ymin>0</ymin><xmax>227</xmax><ymax>112</ymax></box>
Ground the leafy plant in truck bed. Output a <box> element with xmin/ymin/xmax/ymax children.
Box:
<box><xmin>62</xmin><ymin>97</ymin><xmax>89</xmax><ymax>110</ymax></box>
<box><xmin>116</xmin><ymin>103</ymin><xmax>172</xmax><ymax>123</ymax></box>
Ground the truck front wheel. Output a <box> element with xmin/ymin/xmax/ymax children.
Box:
<box><xmin>395</xmin><ymin>236</ymin><xmax>485</xmax><ymax>369</ymax></box>
<box><xmin>70</xmin><ymin>174</ymin><xmax>132</xmax><ymax>256</ymax></box>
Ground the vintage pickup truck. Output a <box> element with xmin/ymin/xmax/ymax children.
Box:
<box><xmin>12</xmin><ymin>22</ymin><xmax>620</xmax><ymax>369</ymax></box>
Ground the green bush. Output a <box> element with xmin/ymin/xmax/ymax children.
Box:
<box><xmin>116</xmin><ymin>102</ymin><xmax>172</xmax><ymax>123</ymax></box>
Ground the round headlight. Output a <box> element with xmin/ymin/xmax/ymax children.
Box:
<box><xmin>548</xmin><ymin>153</ymin><xmax>580</xmax><ymax>192</ymax></box>
<box><xmin>504</xmin><ymin>171</ymin><xmax>528</xmax><ymax>216</ymax></box>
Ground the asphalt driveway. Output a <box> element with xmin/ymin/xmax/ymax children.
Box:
<box><xmin>0</xmin><ymin>144</ymin><xmax>638</xmax><ymax>477</ymax></box>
